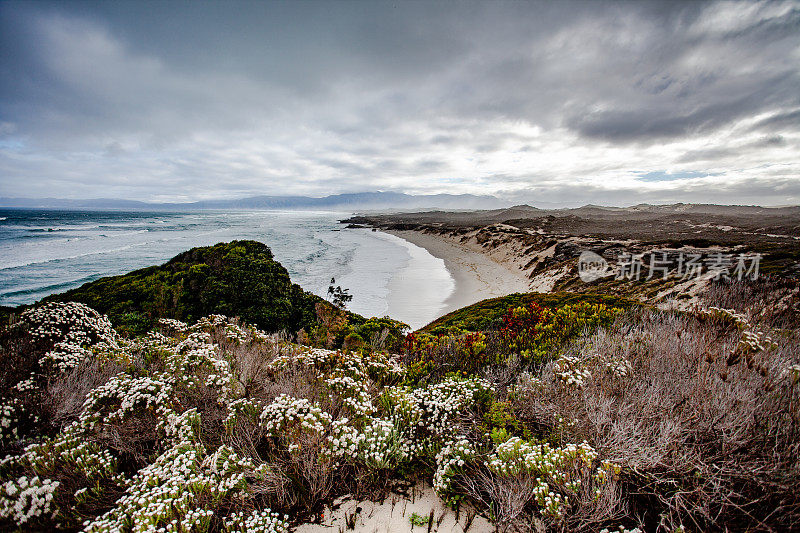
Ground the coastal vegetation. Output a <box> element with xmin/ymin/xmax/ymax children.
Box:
<box><xmin>1</xmin><ymin>243</ymin><xmax>799</xmax><ymax>532</ymax></box>
<box><xmin>38</xmin><ymin>241</ymin><xmax>326</xmax><ymax>336</ymax></box>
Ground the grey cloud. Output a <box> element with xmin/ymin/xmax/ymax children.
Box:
<box><xmin>750</xmin><ymin>109</ymin><xmax>800</xmax><ymax>132</ymax></box>
<box><xmin>0</xmin><ymin>0</ymin><xmax>799</xmax><ymax>203</ymax></box>
<box><xmin>677</xmin><ymin>135</ymin><xmax>791</xmax><ymax>164</ymax></box>
<box><xmin>514</xmin><ymin>176</ymin><xmax>800</xmax><ymax>209</ymax></box>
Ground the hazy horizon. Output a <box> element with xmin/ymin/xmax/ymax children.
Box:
<box><xmin>1</xmin><ymin>192</ymin><xmax>800</xmax><ymax>211</ymax></box>
<box><xmin>1</xmin><ymin>0</ymin><xmax>799</xmax><ymax>206</ymax></box>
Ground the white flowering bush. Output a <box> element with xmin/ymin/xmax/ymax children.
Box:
<box><xmin>83</xmin><ymin>410</ymin><xmax>272</xmax><ymax>533</ymax></box>
<box><xmin>79</xmin><ymin>373</ymin><xmax>173</xmax><ymax>430</ymax></box>
<box><xmin>223</xmin><ymin>509</ymin><xmax>289</xmax><ymax>533</ymax></box>
<box><xmin>0</xmin><ymin>400</ymin><xmax>21</xmax><ymax>443</ymax></box>
<box><xmin>551</xmin><ymin>355</ymin><xmax>592</xmax><ymax>388</ymax></box>
<box><xmin>168</xmin><ymin>341</ymin><xmax>237</xmax><ymax>401</ymax></box>
<box><xmin>0</xmin><ymin>475</ymin><xmax>59</xmax><ymax>526</ymax></box>
<box><xmin>260</xmin><ymin>394</ymin><xmax>331</xmax><ymax>440</ymax></box>
<box><xmin>0</xmin><ymin>422</ymin><xmax>121</xmax><ymax>528</ymax></box>
<box><xmin>597</xmin><ymin>354</ymin><xmax>632</xmax><ymax>378</ymax></box>
<box><xmin>1</xmin><ymin>423</ymin><xmax>117</xmax><ymax>482</ymax></box>
<box><xmin>329</xmin><ymin>416</ymin><xmax>414</xmax><ymax>470</ymax></box>
<box><xmin>18</xmin><ymin>302</ymin><xmax>117</xmax><ymax>347</ymax></box>
<box><xmin>433</xmin><ymin>437</ymin><xmax>475</xmax><ymax>504</ymax></box>
<box><xmin>325</xmin><ymin>374</ymin><xmax>375</xmax><ymax>416</ymax></box>
<box><xmin>223</xmin><ymin>398</ymin><xmax>263</xmax><ymax>433</ymax></box>
<box><xmin>483</xmin><ymin>437</ymin><xmax>616</xmax><ymax>519</ymax></box>
<box><xmin>18</xmin><ymin>302</ymin><xmax>117</xmax><ymax>374</ymax></box>
<box><xmin>1</xmin><ymin>302</ymin><xmax>120</xmax><ymax>416</ymax></box>
<box><xmin>41</xmin><ymin>341</ymin><xmax>94</xmax><ymax>373</ymax></box>
<box><xmin>387</xmin><ymin>376</ymin><xmax>493</xmax><ymax>437</ymax></box>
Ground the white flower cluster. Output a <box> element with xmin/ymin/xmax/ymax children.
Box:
<box><xmin>597</xmin><ymin>354</ymin><xmax>633</xmax><ymax>378</ymax></box>
<box><xmin>270</xmin><ymin>346</ymin><xmax>406</xmax><ymax>426</ymax></box>
<box><xmin>600</xmin><ymin>527</ymin><xmax>642</xmax><ymax>533</ymax></box>
<box><xmin>83</xmin><ymin>441</ymin><xmax>210</xmax><ymax>533</ymax></box>
<box><xmin>432</xmin><ymin>437</ymin><xmax>475</xmax><ymax>503</ymax></box>
<box><xmin>552</xmin><ymin>355</ymin><xmax>592</xmax><ymax>388</ymax></box>
<box><xmin>19</xmin><ymin>302</ymin><xmax>117</xmax><ymax>347</ymax></box>
<box><xmin>13</xmin><ymin>374</ymin><xmax>37</xmax><ymax>393</ymax></box>
<box><xmin>271</xmin><ymin>346</ymin><xmax>405</xmax><ymax>384</ymax></box>
<box><xmin>270</xmin><ymin>346</ymin><xmax>337</xmax><ymax>371</ymax></box>
<box><xmin>260</xmin><ymin>394</ymin><xmax>331</xmax><ymax>438</ymax></box>
<box><xmin>41</xmin><ymin>341</ymin><xmax>93</xmax><ymax>372</ymax></box>
<box><xmin>485</xmin><ymin>437</ymin><xmax>617</xmax><ymax>519</ymax></box>
<box><xmin>158</xmin><ymin>317</ymin><xmax>190</xmax><ymax>334</ymax></box>
<box><xmin>329</xmin><ymin>416</ymin><xmax>414</xmax><ymax>469</ymax></box>
<box><xmin>399</xmin><ymin>377</ymin><xmax>493</xmax><ymax>436</ymax></box>
<box><xmin>5</xmin><ymin>424</ymin><xmax>118</xmax><ymax>481</ymax></box>
<box><xmin>699</xmin><ymin>306</ymin><xmax>749</xmax><ymax>328</ymax></box>
<box><xmin>192</xmin><ymin>314</ymin><xmax>251</xmax><ymax>344</ymax></box>
<box><xmin>13</xmin><ymin>302</ymin><xmax>118</xmax><ymax>384</ymax></box>
<box><xmin>487</xmin><ymin>438</ymin><xmax>598</xmax><ymax>480</ymax></box>
<box><xmin>0</xmin><ymin>399</ymin><xmax>20</xmax><ymax>442</ymax></box>
<box><xmin>223</xmin><ymin>398</ymin><xmax>263</xmax><ymax>432</ymax></box>
<box><xmin>0</xmin><ymin>423</ymin><xmax>120</xmax><ymax>529</ymax></box>
<box><xmin>79</xmin><ymin>373</ymin><xmax>172</xmax><ymax>429</ymax></box>
<box><xmin>161</xmin><ymin>408</ymin><xmax>202</xmax><ymax>445</ymax></box>
<box><xmin>84</xmin><ymin>410</ymin><xmax>271</xmax><ymax>533</ymax></box>
<box><xmin>0</xmin><ymin>475</ymin><xmax>59</xmax><ymax>526</ymax></box>
<box><xmin>325</xmin><ymin>374</ymin><xmax>374</xmax><ymax>416</ymax></box>
<box><xmin>176</xmin><ymin>330</ymin><xmax>213</xmax><ymax>351</ymax></box>
<box><xmin>168</xmin><ymin>341</ymin><xmax>236</xmax><ymax>400</ymax></box>
<box><xmin>160</xmin><ymin>314</ymin><xmax>270</xmax><ymax>347</ymax></box>
<box><xmin>223</xmin><ymin>508</ymin><xmax>289</xmax><ymax>533</ymax></box>
<box><xmin>531</xmin><ymin>479</ymin><xmax>564</xmax><ymax>518</ymax></box>
<box><xmin>205</xmin><ymin>444</ymin><xmax>270</xmax><ymax>495</ymax></box>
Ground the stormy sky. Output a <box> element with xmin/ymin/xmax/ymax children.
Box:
<box><xmin>1</xmin><ymin>0</ymin><xmax>798</xmax><ymax>206</ymax></box>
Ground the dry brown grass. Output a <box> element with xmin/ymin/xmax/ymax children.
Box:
<box><xmin>510</xmin><ymin>308</ymin><xmax>800</xmax><ymax>531</ymax></box>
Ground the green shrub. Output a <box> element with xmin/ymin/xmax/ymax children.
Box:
<box><xmin>43</xmin><ymin>241</ymin><xmax>328</xmax><ymax>335</ymax></box>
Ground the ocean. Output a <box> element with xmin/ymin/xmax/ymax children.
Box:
<box><xmin>0</xmin><ymin>209</ymin><xmax>454</xmax><ymax>329</ymax></box>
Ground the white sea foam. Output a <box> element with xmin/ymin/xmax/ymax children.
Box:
<box><xmin>374</xmin><ymin>231</ymin><xmax>454</xmax><ymax>329</ymax></box>
<box><xmin>0</xmin><ymin>210</ymin><xmax>455</xmax><ymax>328</ymax></box>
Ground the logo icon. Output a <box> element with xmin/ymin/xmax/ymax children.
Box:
<box><xmin>578</xmin><ymin>251</ymin><xmax>611</xmax><ymax>283</ymax></box>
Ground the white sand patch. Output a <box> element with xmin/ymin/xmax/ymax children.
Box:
<box><xmin>385</xmin><ymin>229</ymin><xmax>531</xmax><ymax>323</ymax></box>
<box><xmin>529</xmin><ymin>265</ymin><xmax>570</xmax><ymax>292</ymax></box>
<box><xmin>293</xmin><ymin>482</ymin><xmax>493</xmax><ymax>533</ymax></box>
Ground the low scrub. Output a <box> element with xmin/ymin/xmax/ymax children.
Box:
<box><xmin>1</xmin><ymin>295</ymin><xmax>798</xmax><ymax>532</ymax></box>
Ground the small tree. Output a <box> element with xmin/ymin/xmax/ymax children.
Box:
<box><xmin>326</xmin><ymin>277</ymin><xmax>353</xmax><ymax>310</ymax></box>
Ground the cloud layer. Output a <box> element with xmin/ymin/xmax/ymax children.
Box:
<box><xmin>1</xmin><ymin>0</ymin><xmax>798</xmax><ymax>205</ymax></box>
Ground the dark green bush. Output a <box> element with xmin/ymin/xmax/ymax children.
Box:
<box><xmin>43</xmin><ymin>241</ymin><xmax>326</xmax><ymax>335</ymax></box>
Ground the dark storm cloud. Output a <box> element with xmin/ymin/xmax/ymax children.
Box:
<box><xmin>0</xmin><ymin>0</ymin><xmax>798</xmax><ymax>204</ymax></box>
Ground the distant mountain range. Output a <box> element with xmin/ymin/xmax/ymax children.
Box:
<box><xmin>0</xmin><ymin>192</ymin><xmax>507</xmax><ymax>211</ymax></box>
<box><xmin>349</xmin><ymin>201</ymin><xmax>800</xmax><ymax>224</ymax></box>
<box><xmin>2</xmin><ymin>194</ymin><xmax>797</xmax><ymax>216</ymax></box>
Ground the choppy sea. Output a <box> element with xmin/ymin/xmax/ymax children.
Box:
<box><xmin>0</xmin><ymin>209</ymin><xmax>454</xmax><ymax>329</ymax></box>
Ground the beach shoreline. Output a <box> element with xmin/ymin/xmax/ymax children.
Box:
<box><xmin>365</xmin><ymin>230</ymin><xmax>455</xmax><ymax>330</ymax></box>
<box><xmin>383</xmin><ymin>228</ymin><xmax>532</xmax><ymax>325</ymax></box>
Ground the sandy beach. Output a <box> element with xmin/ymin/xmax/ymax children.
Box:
<box><xmin>368</xmin><ymin>230</ymin><xmax>456</xmax><ymax>329</ymax></box>
<box><xmin>385</xmin><ymin>229</ymin><xmax>532</xmax><ymax>323</ymax></box>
